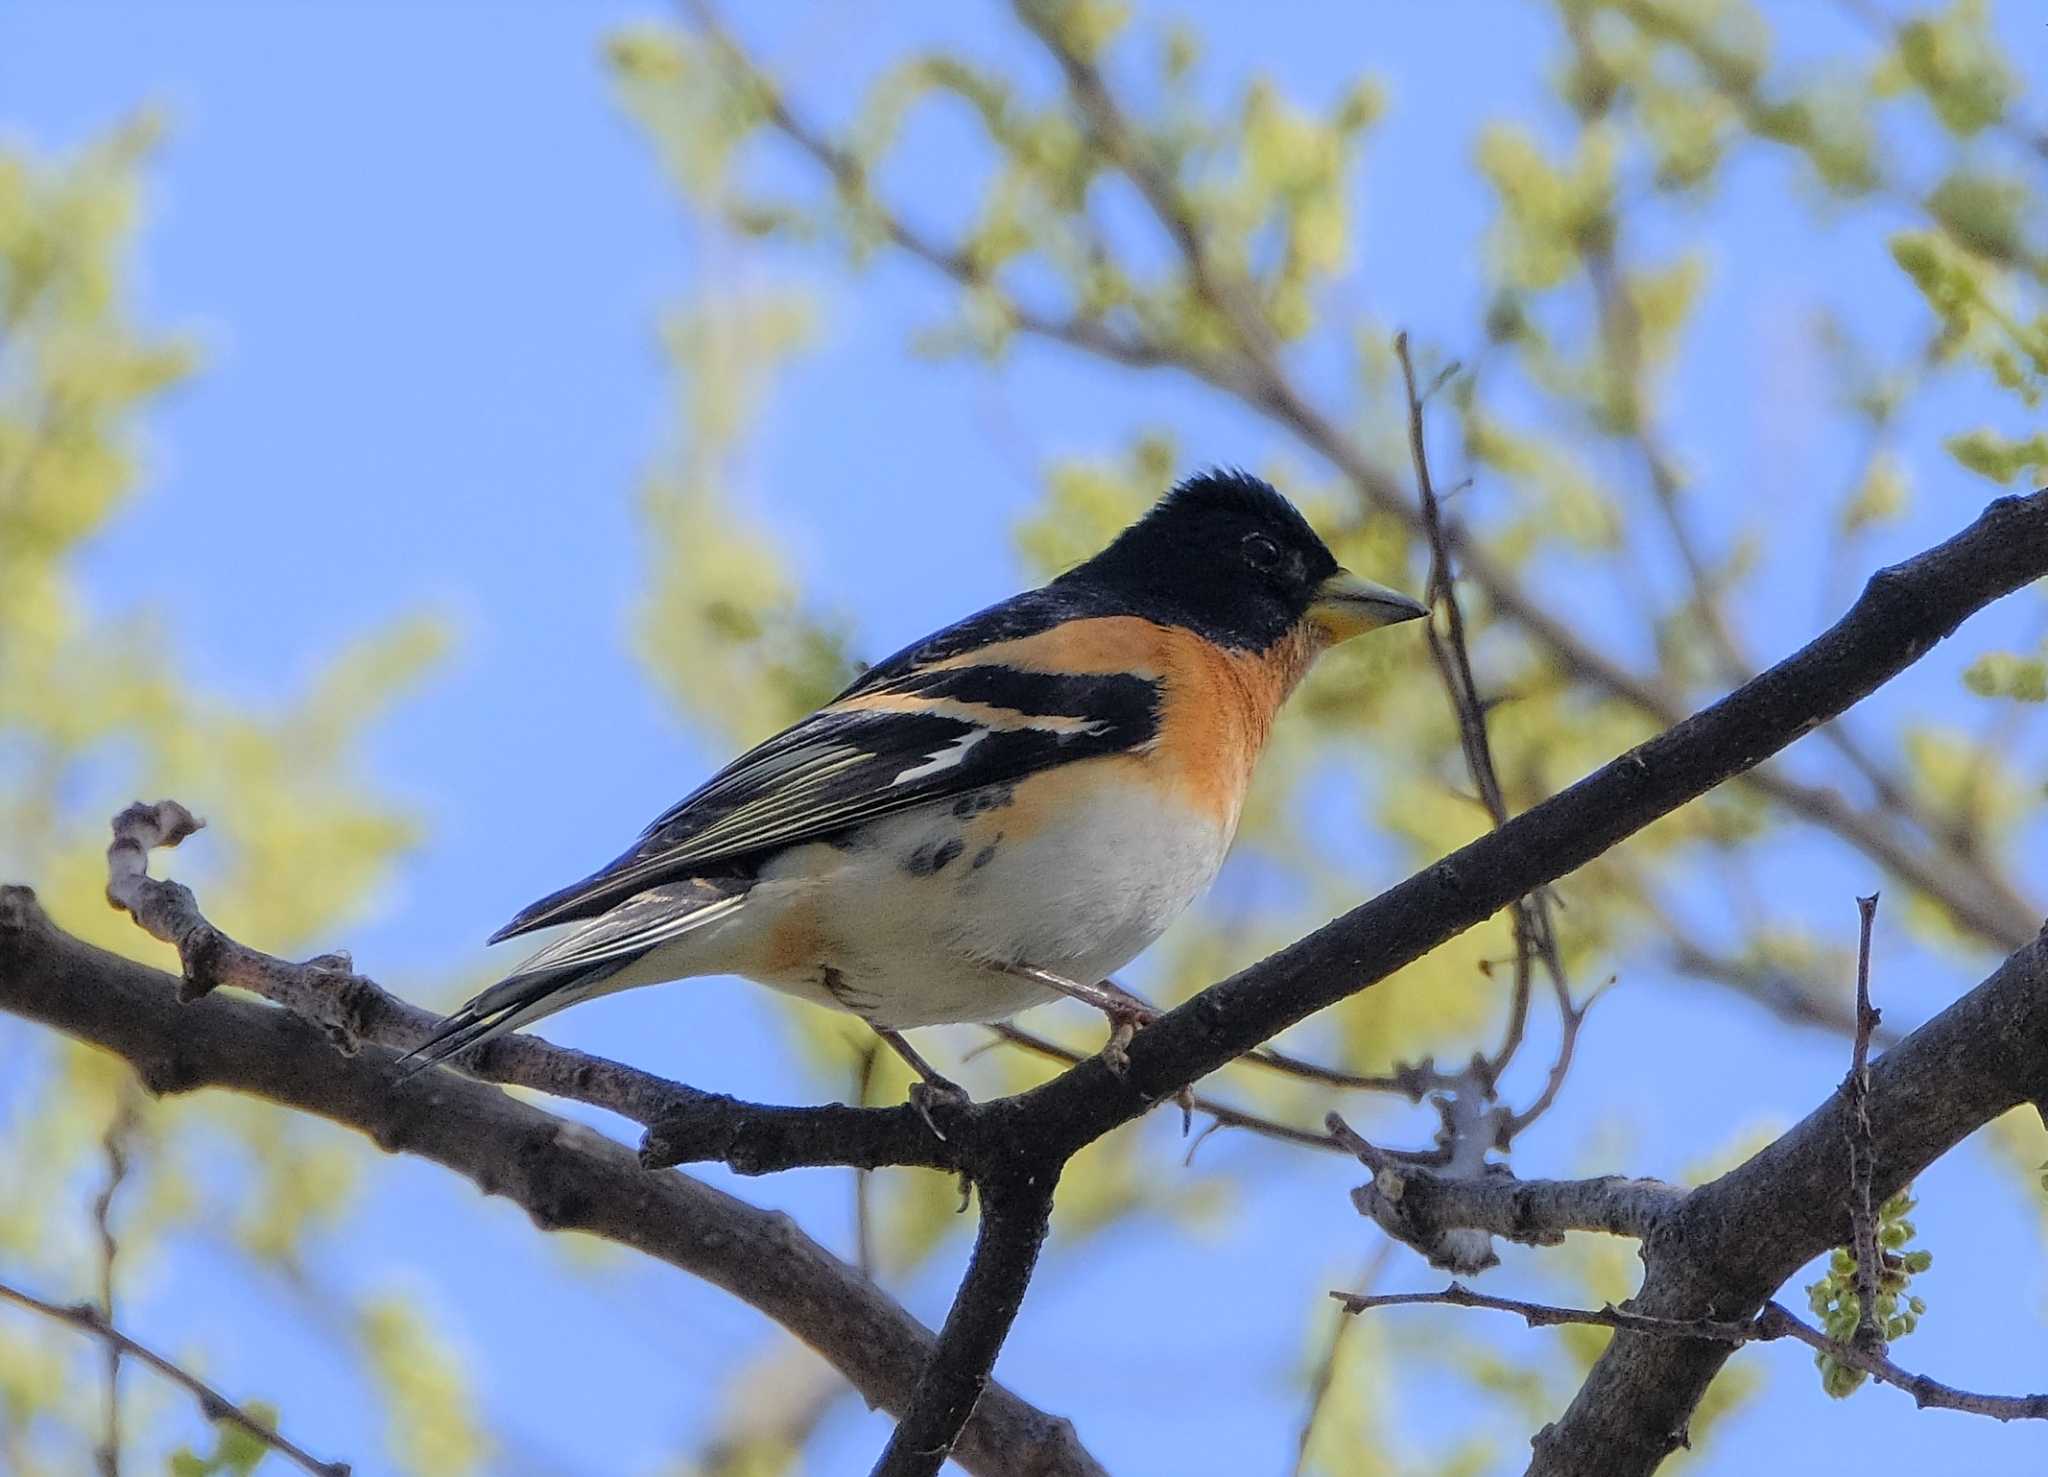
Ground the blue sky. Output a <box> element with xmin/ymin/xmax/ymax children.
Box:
<box><xmin>4</xmin><ymin>2</ymin><xmax>2046</xmax><ymax>1474</ymax></box>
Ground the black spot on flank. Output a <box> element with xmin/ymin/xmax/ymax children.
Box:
<box><xmin>970</xmin><ymin>840</ymin><xmax>1000</xmax><ymax>870</ymax></box>
<box><xmin>952</xmin><ymin>783</ymin><xmax>1015</xmax><ymax>818</ymax></box>
<box><xmin>906</xmin><ymin>837</ymin><xmax>965</xmax><ymax>876</ymax></box>
<box><xmin>818</xmin><ymin>965</ymin><xmax>852</xmax><ymax>1004</ymax></box>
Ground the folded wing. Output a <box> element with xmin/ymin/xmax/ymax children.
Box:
<box><xmin>491</xmin><ymin>592</ymin><xmax>1162</xmax><ymax>942</ymax></box>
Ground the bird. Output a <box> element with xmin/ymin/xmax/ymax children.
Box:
<box><xmin>400</xmin><ymin>470</ymin><xmax>1427</xmax><ymax>1102</ymax></box>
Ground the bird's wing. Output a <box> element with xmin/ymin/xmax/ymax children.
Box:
<box><xmin>490</xmin><ymin>589</ymin><xmax>1163</xmax><ymax>941</ymax></box>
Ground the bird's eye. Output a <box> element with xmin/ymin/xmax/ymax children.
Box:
<box><xmin>1241</xmin><ymin>532</ymin><xmax>1282</xmax><ymax>571</ymax></box>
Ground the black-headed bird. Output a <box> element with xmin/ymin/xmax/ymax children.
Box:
<box><xmin>402</xmin><ymin>471</ymin><xmax>1425</xmax><ymax>1100</ymax></box>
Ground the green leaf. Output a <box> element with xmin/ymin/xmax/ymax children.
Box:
<box><xmin>1962</xmin><ymin>650</ymin><xmax>2048</xmax><ymax>703</ymax></box>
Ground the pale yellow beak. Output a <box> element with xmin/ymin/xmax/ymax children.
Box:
<box><xmin>1308</xmin><ymin>568</ymin><xmax>1429</xmax><ymax>642</ymax></box>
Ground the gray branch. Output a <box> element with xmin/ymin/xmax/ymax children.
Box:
<box><xmin>0</xmin><ymin>887</ymin><xmax>1105</xmax><ymax>1477</ymax></box>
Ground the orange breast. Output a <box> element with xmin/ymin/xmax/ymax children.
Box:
<box><xmin>1150</xmin><ymin>623</ymin><xmax>1318</xmax><ymax>828</ymax></box>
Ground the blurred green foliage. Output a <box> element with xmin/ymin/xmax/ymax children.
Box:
<box><xmin>6</xmin><ymin>0</ymin><xmax>2048</xmax><ymax>1471</ymax></box>
<box><xmin>0</xmin><ymin>121</ymin><xmax>467</xmax><ymax>1474</ymax></box>
<box><xmin>606</xmin><ymin>0</ymin><xmax>2048</xmax><ymax>1466</ymax></box>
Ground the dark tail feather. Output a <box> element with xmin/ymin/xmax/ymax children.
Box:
<box><xmin>394</xmin><ymin>964</ymin><xmax>619</xmax><ymax>1082</ymax></box>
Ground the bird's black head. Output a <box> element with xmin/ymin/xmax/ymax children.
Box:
<box><xmin>1061</xmin><ymin>469</ymin><xmax>1424</xmax><ymax>650</ymax></box>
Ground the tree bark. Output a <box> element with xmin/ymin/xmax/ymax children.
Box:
<box><xmin>0</xmin><ymin>888</ymin><xmax>1107</xmax><ymax>1477</ymax></box>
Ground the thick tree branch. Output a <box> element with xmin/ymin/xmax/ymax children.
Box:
<box><xmin>852</xmin><ymin>490</ymin><xmax>2048</xmax><ymax>1471</ymax></box>
<box><xmin>872</xmin><ymin>1173</ymin><xmax>1059</xmax><ymax>1477</ymax></box>
<box><xmin>0</xmin><ymin>889</ymin><xmax>1106</xmax><ymax>1477</ymax></box>
<box><xmin>1330</xmin><ymin>1111</ymin><xmax>1685</xmax><ymax>1262</ymax></box>
<box><xmin>34</xmin><ymin>486</ymin><xmax>2047</xmax><ymax>1475</ymax></box>
<box><xmin>1015</xmin><ymin>492</ymin><xmax>2048</xmax><ymax>1163</ymax></box>
<box><xmin>101</xmin><ymin>802</ymin><xmax>954</xmax><ymax>1178</ymax></box>
<box><xmin>1332</xmin><ymin>913</ymin><xmax>2048</xmax><ymax>1463</ymax></box>
<box><xmin>1526</xmin><ymin>926</ymin><xmax>2048</xmax><ymax>1475</ymax></box>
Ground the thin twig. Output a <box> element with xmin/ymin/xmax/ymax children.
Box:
<box><xmin>1291</xmin><ymin>1240</ymin><xmax>1394</xmax><ymax>1477</ymax></box>
<box><xmin>90</xmin><ymin>1097</ymin><xmax>137</xmax><ymax>1477</ymax></box>
<box><xmin>987</xmin><ymin>1024</ymin><xmax>1343</xmax><ymax>1153</ymax></box>
<box><xmin>994</xmin><ymin>995</ymin><xmax>1436</xmax><ymax>1096</ymax></box>
<box><xmin>1335</xmin><ymin>1283</ymin><xmax>2048</xmax><ymax>1422</ymax></box>
<box><xmin>1333</xmin><ymin>1280</ymin><xmax>1754</xmax><ymax>1343</ymax></box>
<box><xmin>1394</xmin><ymin>333</ymin><xmax>1576</xmax><ymax>1110</ymax></box>
<box><xmin>0</xmin><ymin>1278</ymin><xmax>352</xmax><ymax>1476</ymax></box>
<box><xmin>1499</xmin><ymin>979</ymin><xmax>1610</xmax><ymax>1144</ymax></box>
<box><xmin>1751</xmin><ymin>1301</ymin><xmax>2048</xmax><ymax>1422</ymax></box>
<box><xmin>1848</xmin><ymin>892</ymin><xmax>1884</xmax><ymax>1353</ymax></box>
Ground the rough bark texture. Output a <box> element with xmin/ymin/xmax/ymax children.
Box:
<box><xmin>0</xmin><ymin>890</ymin><xmax>1106</xmax><ymax>1477</ymax></box>
<box><xmin>1525</xmin><ymin>930</ymin><xmax>2048</xmax><ymax>1476</ymax></box>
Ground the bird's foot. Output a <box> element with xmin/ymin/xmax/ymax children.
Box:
<box><xmin>1100</xmin><ymin>1003</ymin><xmax>1153</xmax><ymax>1076</ymax></box>
<box><xmin>907</xmin><ymin>1077</ymin><xmax>971</xmax><ymax>1143</ymax></box>
<box><xmin>995</xmin><ymin>964</ymin><xmax>1194</xmax><ymax>1127</ymax></box>
<box><xmin>1094</xmin><ymin>1002</ymin><xmax>1192</xmax><ymax>1130</ymax></box>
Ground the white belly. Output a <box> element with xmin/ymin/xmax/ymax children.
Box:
<box><xmin>637</xmin><ymin>775</ymin><xmax>1234</xmax><ymax>1028</ymax></box>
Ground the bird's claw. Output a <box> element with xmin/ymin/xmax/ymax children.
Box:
<box><xmin>1099</xmin><ymin>1002</ymin><xmax>1157</xmax><ymax>1077</ymax></box>
<box><xmin>908</xmin><ymin>1078</ymin><xmax>971</xmax><ymax>1142</ymax></box>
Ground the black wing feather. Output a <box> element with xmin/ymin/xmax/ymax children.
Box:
<box><xmin>490</xmin><ymin>586</ymin><xmax>1158</xmax><ymax>942</ymax></box>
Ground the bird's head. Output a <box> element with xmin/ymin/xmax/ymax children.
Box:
<box><xmin>1062</xmin><ymin>469</ymin><xmax>1428</xmax><ymax>651</ymax></box>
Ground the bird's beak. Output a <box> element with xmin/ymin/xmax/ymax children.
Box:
<box><xmin>1308</xmin><ymin>568</ymin><xmax>1429</xmax><ymax>642</ymax></box>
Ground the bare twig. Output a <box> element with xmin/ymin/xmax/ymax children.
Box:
<box><xmin>988</xmin><ymin>1024</ymin><xmax>1342</xmax><ymax>1153</ymax></box>
<box><xmin>90</xmin><ymin>1097</ymin><xmax>137</xmax><ymax>1477</ymax></box>
<box><xmin>1397</xmin><ymin>331</ymin><xmax>1568</xmax><ymax>1045</ymax></box>
<box><xmin>995</xmin><ymin>1008</ymin><xmax>1434</xmax><ymax>1098</ymax></box>
<box><xmin>0</xmin><ymin>1277</ymin><xmax>352</xmax><ymax>1476</ymax></box>
<box><xmin>1292</xmin><ymin>1240</ymin><xmax>1395</xmax><ymax>1477</ymax></box>
<box><xmin>1334</xmin><ymin>1280</ymin><xmax>1753</xmax><ymax>1344</ymax></box>
<box><xmin>1336</xmin><ymin>1283</ymin><xmax>2048</xmax><ymax>1423</ymax></box>
<box><xmin>1498</xmin><ymin>980</ymin><xmax>1609</xmax><ymax>1145</ymax></box>
<box><xmin>1400</xmin><ymin>333</ymin><xmax>1576</xmax><ymax>1092</ymax></box>
<box><xmin>1847</xmin><ymin>892</ymin><xmax>1885</xmax><ymax>1354</ymax></box>
<box><xmin>1750</xmin><ymin>1301</ymin><xmax>2048</xmax><ymax>1422</ymax></box>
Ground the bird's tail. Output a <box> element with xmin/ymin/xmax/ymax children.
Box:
<box><xmin>396</xmin><ymin>880</ymin><xmax>747</xmax><ymax>1080</ymax></box>
<box><xmin>393</xmin><ymin>963</ymin><xmax>621</xmax><ymax>1080</ymax></box>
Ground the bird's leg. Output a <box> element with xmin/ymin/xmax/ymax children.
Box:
<box><xmin>1004</xmin><ymin>965</ymin><xmax>1195</xmax><ymax>1129</ymax></box>
<box><xmin>1000</xmin><ymin>965</ymin><xmax>1187</xmax><ymax>1098</ymax></box>
<box><xmin>1004</xmin><ymin>965</ymin><xmax>1158</xmax><ymax>1042</ymax></box>
<box><xmin>870</xmin><ymin>1025</ymin><xmax>968</xmax><ymax>1142</ymax></box>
